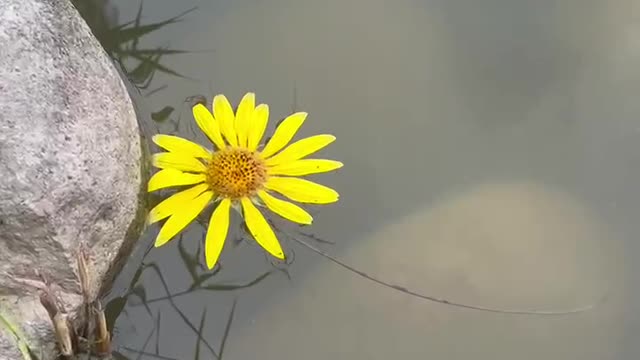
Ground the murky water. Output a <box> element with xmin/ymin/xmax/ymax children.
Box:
<box><xmin>76</xmin><ymin>0</ymin><xmax>640</xmax><ymax>358</ymax></box>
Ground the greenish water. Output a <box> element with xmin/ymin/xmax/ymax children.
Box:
<box><xmin>76</xmin><ymin>0</ymin><xmax>640</xmax><ymax>359</ymax></box>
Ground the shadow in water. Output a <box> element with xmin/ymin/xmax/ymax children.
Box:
<box><xmin>70</xmin><ymin>7</ymin><xmax>266</xmax><ymax>357</ymax></box>
<box><xmin>71</xmin><ymin>0</ymin><xmax>205</xmax><ymax>126</ymax></box>
<box><xmin>104</xmin><ymin>234</ymin><xmax>269</xmax><ymax>359</ymax></box>
<box><xmin>112</xmin><ymin>299</ymin><xmax>237</xmax><ymax>360</ymax></box>
<box><xmin>68</xmin><ymin>1</ymin><xmax>616</xmax><ymax>358</ymax></box>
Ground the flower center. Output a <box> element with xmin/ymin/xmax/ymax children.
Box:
<box><xmin>206</xmin><ymin>148</ymin><xmax>267</xmax><ymax>199</ymax></box>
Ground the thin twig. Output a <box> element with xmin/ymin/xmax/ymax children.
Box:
<box><xmin>289</xmin><ymin>233</ymin><xmax>606</xmax><ymax>315</ymax></box>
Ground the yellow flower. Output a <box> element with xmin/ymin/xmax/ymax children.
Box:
<box><xmin>147</xmin><ymin>93</ymin><xmax>343</xmax><ymax>269</ymax></box>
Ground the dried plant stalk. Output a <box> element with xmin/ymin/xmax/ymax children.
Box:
<box><xmin>93</xmin><ymin>301</ymin><xmax>111</xmax><ymax>356</ymax></box>
<box><xmin>39</xmin><ymin>289</ymin><xmax>77</xmax><ymax>357</ymax></box>
<box><xmin>76</xmin><ymin>243</ymin><xmax>92</xmax><ymax>304</ymax></box>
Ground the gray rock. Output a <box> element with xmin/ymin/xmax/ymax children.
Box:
<box><xmin>0</xmin><ymin>0</ymin><xmax>144</xmax><ymax>358</ymax></box>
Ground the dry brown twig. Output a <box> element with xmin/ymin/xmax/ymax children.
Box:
<box><xmin>12</xmin><ymin>242</ymin><xmax>114</xmax><ymax>358</ymax></box>
<box><xmin>36</xmin><ymin>273</ymin><xmax>78</xmax><ymax>358</ymax></box>
<box><xmin>76</xmin><ymin>241</ymin><xmax>112</xmax><ymax>357</ymax></box>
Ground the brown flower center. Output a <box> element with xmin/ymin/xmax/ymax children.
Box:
<box><xmin>206</xmin><ymin>147</ymin><xmax>267</xmax><ymax>199</ymax></box>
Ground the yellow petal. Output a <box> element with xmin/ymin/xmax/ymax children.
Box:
<box><xmin>260</xmin><ymin>112</ymin><xmax>307</xmax><ymax>158</ymax></box>
<box><xmin>264</xmin><ymin>135</ymin><xmax>336</xmax><ymax>166</ymax></box>
<box><xmin>241</xmin><ymin>198</ymin><xmax>285</xmax><ymax>259</ymax></box>
<box><xmin>213</xmin><ymin>94</ymin><xmax>237</xmax><ymax>146</ymax></box>
<box><xmin>192</xmin><ymin>104</ymin><xmax>225</xmax><ymax>150</ymax></box>
<box><xmin>265</xmin><ymin>177</ymin><xmax>339</xmax><ymax>204</ymax></box>
<box><xmin>148</xmin><ymin>169</ymin><xmax>206</xmax><ymax>192</ymax></box>
<box><xmin>152</xmin><ymin>134</ymin><xmax>211</xmax><ymax>158</ymax></box>
<box><xmin>235</xmin><ymin>92</ymin><xmax>255</xmax><ymax>148</ymax></box>
<box><xmin>247</xmin><ymin>104</ymin><xmax>269</xmax><ymax>151</ymax></box>
<box><xmin>155</xmin><ymin>190</ymin><xmax>213</xmax><ymax>247</ymax></box>
<box><xmin>148</xmin><ymin>183</ymin><xmax>209</xmax><ymax>224</ymax></box>
<box><xmin>152</xmin><ymin>152</ymin><xmax>207</xmax><ymax>173</ymax></box>
<box><xmin>258</xmin><ymin>190</ymin><xmax>312</xmax><ymax>225</ymax></box>
<box><xmin>268</xmin><ymin>159</ymin><xmax>344</xmax><ymax>176</ymax></box>
<box><xmin>204</xmin><ymin>198</ymin><xmax>231</xmax><ymax>269</ymax></box>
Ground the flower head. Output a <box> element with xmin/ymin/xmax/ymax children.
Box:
<box><xmin>147</xmin><ymin>93</ymin><xmax>342</xmax><ymax>268</ymax></box>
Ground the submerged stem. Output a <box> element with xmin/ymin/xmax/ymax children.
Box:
<box><xmin>289</xmin><ymin>233</ymin><xmax>606</xmax><ymax>315</ymax></box>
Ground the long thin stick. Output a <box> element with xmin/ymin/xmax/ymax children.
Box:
<box><xmin>289</xmin><ymin>233</ymin><xmax>606</xmax><ymax>315</ymax></box>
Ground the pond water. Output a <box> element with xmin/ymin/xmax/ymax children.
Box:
<box><xmin>75</xmin><ymin>0</ymin><xmax>640</xmax><ymax>359</ymax></box>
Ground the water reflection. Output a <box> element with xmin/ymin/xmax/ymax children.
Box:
<box><xmin>229</xmin><ymin>181</ymin><xmax>622</xmax><ymax>359</ymax></box>
<box><xmin>75</xmin><ymin>0</ymin><xmax>640</xmax><ymax>358</ymax></box>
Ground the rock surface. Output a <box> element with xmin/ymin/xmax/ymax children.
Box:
<box><xmin>0</xmin><ymin>0</ymin><xmax>143</xmax><ymax>358</ymax></box>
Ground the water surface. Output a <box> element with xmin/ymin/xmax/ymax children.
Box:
<box><xmin>78</xmin><ymin>0</ymin><xmax>640</xmax><ymax>358</ymax></box>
